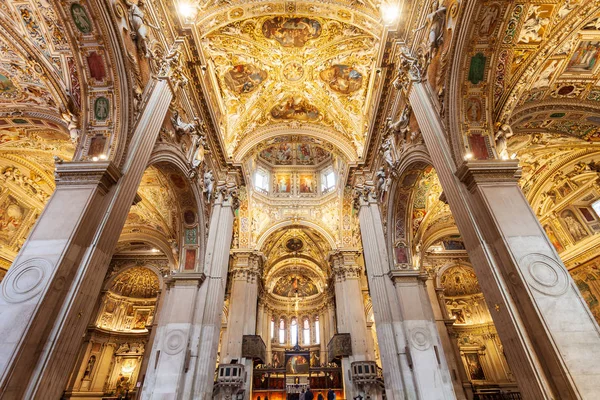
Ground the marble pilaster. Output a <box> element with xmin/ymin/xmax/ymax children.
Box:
<box><xmin>404</xmin><ymin>53</ymin><xmax>600</xmax><ymax>399</ymax></box>
<box><xmin>0</xmin><ymin>62</ymin><xmax>179</xmax><ymax>399</ymax></box>
<box><xmin>388</xmin><ymin>270</ymin><xmax>455</xmax><ymax>399</ymax></box>
<box><xmin>331</xmin><ymin>251</ymin><xmax>382</xmax><ymax>399</ymax></box>
<box><xmin>355</xmin><ymin>189</ymin><xmax>417</xmax><ymax>399</ymax></box>
<box><xmin>187</xmin><ymin>187</ymin><xmax>237</xmax><ymax>399</ymax></box>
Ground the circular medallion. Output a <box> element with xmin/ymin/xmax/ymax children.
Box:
<box><xmin>286</xmin><ymin>238</ymin><xmax>304</xmax><ymax>252</ymax></box>
<box><xmin>283</xmin><ymin>62</ymin><xmax>304</xmax><ymax>81</ymax></box>
<box><xmin>164</xmin><ymin>329</ymin><xmax>186</xmax><ymax>355</ymax></box>
<box><xmin>520</xmin><ymin>253</ymin><xmax>569</xmax><ymax>297</ymax></box>
<box><xmin>1</xmin><ymin>258</ymin><xmax>52</xmax><ymax>303</ymax></box>
<box><xmin>409</xmin><ymin>326</ymin><xmax>432</xmax><ymax>351</ymax></box>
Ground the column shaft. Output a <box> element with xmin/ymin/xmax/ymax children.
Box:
<box><xmin>187</xmin><ymin>190</ymin><xmax>236</xmax><ymax>398</ymax></box>
<box><xmin>0</xmin><ymin>77</ymin><xmax>174</xmax><ymax>400</ymax></box>
<box><xmin>409</xmin><ymin>74</ymin><xmax>600</xmax><ymax>399</ymax></box>
<box><xmin>357</xmin><ymin>197</ymin><xmax>417</xmax><ymax>399</ymax></box>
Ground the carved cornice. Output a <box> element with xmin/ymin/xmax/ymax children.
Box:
<box><xmin>54</xmin><ymin>160</ymin><xmax>121</xmax><ymax>195</ymax></box>
<box><xmin>165</xmin><ymin>272</ymin><xmax>206</xmax><ymax>288</ymax></box>
<box><xmin>388</xmin><ymin>270</ymin><xmax>428</xmax><ymax>285</ymax></box>
<box><xmin>455</xmin><ymin>160</ymin><xmax>522</xmax><ymax>192</ymax></box>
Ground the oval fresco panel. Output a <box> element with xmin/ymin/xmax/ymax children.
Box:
<box><xmin>270</xmin><ymin>96</ymin><xmax>320</xmax><ymax>122</ymax></box>
<box><xmin>94</xmin><ymin>96</ymin><xmax>109</xmax><ymax>120</ymax></box>
<box><xmin>320</xmin><ymin>65</ymin><xmax>363</xmax><ymax>94</ymax></box>
<box><xmin>262</xmin><ymin>17</ymin><xmax>322</xmax><ymax>47</ymax></box>
<box><xmin>70</xmin><ymin>3</ymin><xmax>93</xmax><ymax>34</ymax></box>
<box><xmin>224</xmin><ymin>64</ymin><xmax>267</xmax><ymax>94</ymax></box>
<box><xmin>0</xmin><ymin>74</ymin><xmax>19</xmax><ymax>99</ymax></box>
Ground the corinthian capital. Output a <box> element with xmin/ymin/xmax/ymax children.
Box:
<box><xmin>329</xmin><ymin>250</ymin><xmax>362</xmax><ymax>281</ymax></box>
<box><xmin>231</xmin><ymin>251</ymin><xmax>264</xmax><ymax>282</ymax></box>
<box><xmin>352</xmin><ymin>184</ymin><xmax>378</xmax><ymax>209</ymax></box>
<box><xmin>216</xmin><ymin>183</ymin><xmax>240</xmax><ymax>210</ymax></box>
<box><xmin>392</xmin><ymin>47</ymin><xmax>424</xmax><ymax>92</ymax></box>
<box><xmin>158</xmin><ymin>41</ymin><xmax>188</xmax><ymax>90</ymax></box>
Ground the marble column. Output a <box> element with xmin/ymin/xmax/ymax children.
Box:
<box><xmin>187</xmin><ymin>187</ymin><xmax>237</xmax><ymax>399</ymax></box>
<box><xmin>140</xmin><ymin>274</ymin><xmax>205</xmax><ymax>399</ymax></box>
<box><xmin>388</xmin><ymin>270</ymin><xmax>455</xmax><ymax>399</ymax></box>
<box><xmin>264</xmin><ymin>307</ymin><xmax>272</xmax><ymax>365</ymax></box>
<box><xmin>355</xmin><ymin>190</ymin><xmax>417</xmax><ymax>399</ymax></box>
<box><xmin>331</xmin><ymin>251</ymin><xmax>381</xmax><ymax>399</ymax></box>
<box><xmin>0</xmin><ymin>53</ymin><xmax>182</xmax><ymax>399</ymax></box>
<box><xmin>319</xmin><ymin>309</ymin><xmax>327</xmax><ymax>364</ymax></box>
<box><xmin>219</xmin><ymin>252</ymin><xmax>262</xmax><ymax>399</ymax></box>
<box><xmin>403</xmin><ymin>52</ymin><xmax>600</xmax><ymax>399</ymax></box>
<box><xmin>428</xmin><ymin>282</ymin><xmax>470</xmax><ymax>400</ymax></box>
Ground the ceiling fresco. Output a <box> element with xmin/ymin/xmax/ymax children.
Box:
<box><xmin>0</xmin><ymin>0</ymin><xmax>76</xmax><ymax>113</ymax></box>
<box><xmin>271</xmin><ymin>272</ymin><xmax>320</xmax><ymax>297</ymax></box>
<box><xmin>126</xmin><ymin>164</ymin><xmax>198</xmax><ymax>241</ymax></box>
<box><xmin>256</xmin><ymin>136</ymin><xmax>332</xmax><ymax>167</ymax></box>
<box><xmin>440</xmin><ymin>265</ymin><xmax>482</xmax><ymax>297</ymax></box>
<box><xmin>110</xmin><ymin>266</ymin><xmax>160</xmax><ymax>299</ymax></box>
<box><xmin>201</xmin><ymin>15</ymin><xmax>378</xmax><ymax>157</ymax></box>
<box><xmin>260</xmin><ymin>227</ymin><xmax>330</xmax><ymax>274</ymax></box>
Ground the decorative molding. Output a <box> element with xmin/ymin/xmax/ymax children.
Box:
<box><xmin>54</xmin><ymin>160</ymin><xmax>121</xmax><ymax>195</ymax></box>
<box><xmin>456</xmin><ymin>160</ymin><xmax>522</xmax><ymax>192</ymax></box>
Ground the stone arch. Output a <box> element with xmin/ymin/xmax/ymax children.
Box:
<box><xmin>103</xmin><ymin>262</ymin><xmax>165</xmax><ymax>294</ymax></box>
<box><xmin>234</xmin><ymin>124</ymin><xmax>358</xmax><ymax>164</ymax></box>
<box><xmin>116</xmin><ymin>230</ymin><xmax>177</xmax><ymax>266</ymax></box>
<box><xmin>256</xmin><ymin>219</ymin><xmax>337</xmax><ymax>251</ymax></box>
<box><xmin>386</xmin><ymin>158</ymin><xmax>436</xmax><ymax>268</ymax></box>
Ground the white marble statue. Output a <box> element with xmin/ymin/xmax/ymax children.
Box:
<box><xmin>203</xmin><ymin>170</ymin><xmax>214</xmax><ymax>202</ymax></box>
<box><xmin>387</xmin><ymin>104</ymin><xmax>411</xmax><ymax>136</ymax></box>
<box><xmin>495</xmin><ymin>124</ymin><xmax>514</xmax><ymax>160</ymax></box>
<box><xmin>191</xmin><ymin>132</ymin><xmax>206</xmax><ymax>169</ymax></box>
<box><xmin>381</xmin><ymin>137</ymin><xmax>396</xmax><ymax>170</ymax></box>
<box><xmin>127</xmin><ymin>0</ymin><xmax>158</xmax><ymax>57</ymax></box>
<box><xmin>171</xmin><ymin>110</ymin><xmax>197</xmax><ymax>136</ymax></box>
<box><xmin>415</xmin><ymin>0</ymin><xmax>447</xmax><ymax>63</ymax></box>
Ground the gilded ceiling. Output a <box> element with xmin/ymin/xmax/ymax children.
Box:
<box><xmin>440</xmin><ymin>265</ymin><xmax>481</xmax><ymax>297</ymax></box>
<box><xmin>201</xmin><ymin>15</ymin><xmax>378</xmax><ymax>158</ymax></box>
<box><xmin>0</xmin><ymin>0</ymin><xmax>71</xmax><ymax>112</ymax></box>
<box><xmin>110</xmin><ymin>266</ymin><xmax>160</xmax><ymax>299</ymax></box>
<box><xmin>255</xmin><ymin>135</ymin><xmax>332</xmax><ymax>167</ymax></box>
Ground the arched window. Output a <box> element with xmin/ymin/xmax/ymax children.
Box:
<box><xmin>314</xmin><ymin>316</ymin><xmax>320</xmax><ymax>344</ymax></box>
<box><xmin>290</xmin><ymin>317</ymin><xmax>298</xmax><ymax>346</ymax></box>
<box><xmin>303</xmin><ymin>317</ymin><xmax>310</xmax><ymax>345</ymax></box>
<box><xmin>279</xmin><ymin>318</ymin><xmax>286</xmax><ymax>344</ymax></box>
<box><xmin>271</xmin><ymin>317</ymin><xmax>275</xmax><ymax>339</ymax></box>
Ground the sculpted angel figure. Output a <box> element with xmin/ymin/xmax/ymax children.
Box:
<box><xmin>387</xmin><ymin>104</ymin><xmax>411</xmax><ymax>136</ymax></box>
<box><xmin>171</xmin><ymin>110</ymin><xmax>197</xmax><ymax>136</ymax></box>
<box><xmin>376</xmin><ymin>167</ymin><xmax>391</xmax><ymax>202</ymax></box>
<box><xmin>191</xmin><ymin>130</ymin><xmax>207</xmax><ymax>169</ymax></box>
<box><xmin>381</xmin><ymin>136</ymin><xmax>396</xmax><ymax>170</ymax></box>
<box><xmin>415</xmin><ymin>0</ymin><xmax>447</xmax><ymax>63</ymax></box>
<box><xmin>494</xmin><ymin>124</ymin><xmax>514</xmax><ymax>160</ymax></box>
<box><xmin>61</xmin><ymin>109</ymin><xmax>80</xmax><ymax>143</ymax></box>
<box><xmin>203</xmin><ymin>170</ymin><xmax>215</xmax><ymax>202</ymax></box>
<box><xmin>126</xmin><ymin>0</ymin><xmax>158</xmax><ymax>57</ymax></box>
